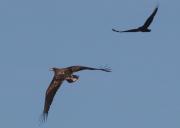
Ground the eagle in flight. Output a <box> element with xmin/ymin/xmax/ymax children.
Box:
<box><xmin>41</xmin><ymin>65</ymin><xmax>111</xmax><ymax>121</ymax></box>
<box><xmin>112</xmin><ymin>5</ymin><xmax>158</xmax><ymax>33</ymax></box>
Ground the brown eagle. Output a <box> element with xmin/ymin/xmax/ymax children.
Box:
<box><xmin>41</xmin><ymin>65</ymin><xmax>111</xmax><ymax>121</ymax></box>
<box><xmin>112</xmin><ymin>5</ymin><xmax>158</xmax><ymax>33</ymax></box>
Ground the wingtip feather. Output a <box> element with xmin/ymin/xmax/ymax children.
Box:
<box><xmin>38</xmin><ymin>112</ymin><xmax>48</xmax><ymax>125</ymax></box>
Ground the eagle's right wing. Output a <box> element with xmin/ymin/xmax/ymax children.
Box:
<box><xmin>42</xmin><ymin>75</ymin><xmax>64</xmax><ymax>121</ymax></box>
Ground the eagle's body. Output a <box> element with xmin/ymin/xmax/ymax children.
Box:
<box><xmin>42</xmin><ymin>65</ymin><xmax>111</xmax><ymax>121</ymax></box>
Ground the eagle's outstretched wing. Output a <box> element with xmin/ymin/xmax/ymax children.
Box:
<box><xmin>42</xmin><ymin>75</ymin><xmax>64</xmax><ymax>121</ymax></box>
<box><xmin>112</xmin><ymin>28</ymin><xmax>122</xmax><ymax>32</ymax></box>
<box><xmin>67</xmin><ymin>66</ymin><xmax>111</xmax><ymax>73</ymax></box>
<box><xmin>142</xmin><ymin>5</ymin><xmax>158</xmax><ymax>29</ymax></box>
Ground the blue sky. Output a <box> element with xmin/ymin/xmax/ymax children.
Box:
<box><xmin>0</xmin><ymin>0</ymin><xmax>180</xmax><ymax>128</ymax></box>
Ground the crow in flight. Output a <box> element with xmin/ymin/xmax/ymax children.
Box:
<box><xmin>41</xmin><ymin>65</ymin><xmax>111</xmax><ymax>121</ymax></box>
<box><xmin>112</xmin><ymin>5</ymin><xmax>158</xmax><ymax>33</ymax></box>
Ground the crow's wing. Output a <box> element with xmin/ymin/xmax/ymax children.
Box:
<box><xmin>142</xmin><ymin>6</ymin><xmax>158</xmax><ymax>28</ymax></box>
<box><xmin>42</xmin><ymin>75</ymin><xmax>64</xmax><ymax>121</ymax></box>
<box><xmin>67</xmin><ymin>65</ymin><xmax>111</xmax><ymax>72</ymax></box>
<box><xmin>112</xmin><ymin>28</ymin><xmax>140</xmax><ymax>32</ymax></box>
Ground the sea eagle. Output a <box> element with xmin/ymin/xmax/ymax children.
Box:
<box><xmin>41</xmin><ymin>65</ymin><xmax>111</xmax><ymax>121</ymax></box>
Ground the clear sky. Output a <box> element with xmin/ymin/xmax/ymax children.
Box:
<box><xmin>0</xmin><ymin>0</ymin><xmax>179</xmax><ymax>128</ymax></box>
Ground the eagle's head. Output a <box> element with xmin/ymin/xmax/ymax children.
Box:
<box><xmin>49</xmin><ymin>67</ymin><xmax>60</xmax><ymax>71</ymax></box>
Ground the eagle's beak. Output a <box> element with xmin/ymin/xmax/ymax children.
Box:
<box><xmin>49</xmin><ymin>68</ymin><xmax>53</xmax><ymax>71</ymax></box>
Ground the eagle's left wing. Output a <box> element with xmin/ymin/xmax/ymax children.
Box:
<box><xmin>68</xmin><ymin>65</ymin><xmax>111</xmax><ymax>73</ymax></box>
